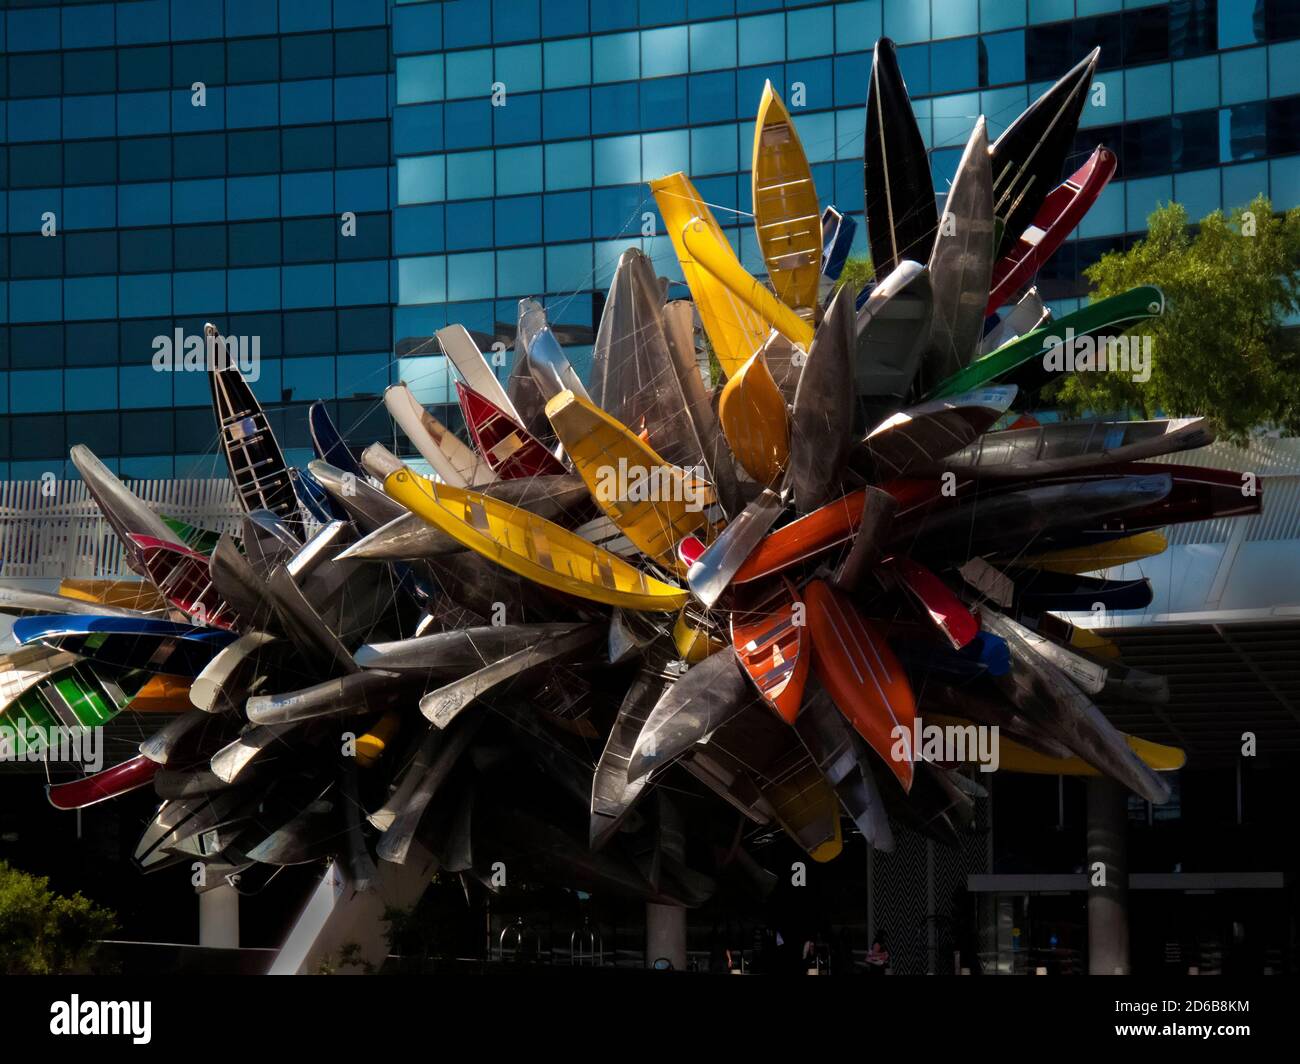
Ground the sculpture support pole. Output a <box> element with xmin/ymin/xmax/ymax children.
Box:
<box><xmin>269</xmin><ymin>846</ymin><xmax>436</xmax><ymax>975</ymax></box>
<box><xmin>198</xmin><ymin>884</ymin><xmax>239</xmax><ymax>948</ymax></box>
<box><xmin>645</xmin><ymin>902</ymin><xmax>687</xmax><ymax>970</ymax></box>
<box><xmin>1087</xmin><ymin>776</ymin><xmax>1130</xmax><ymax>975</ymax></box>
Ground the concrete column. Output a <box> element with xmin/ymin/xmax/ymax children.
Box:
<box><xmin>199</xmin><ymin>884</ymin><xmax>240</xmax><ymax>949</ymax></box>
<box><xmin>645</xmin><ymin>902</ymin><xmax>686</xmax><ymax>970</ymax></box>
<box><xmin>1086</xmin><ymin>776</ymin><xmax>1130</xmax><ymax>975</ymax></box>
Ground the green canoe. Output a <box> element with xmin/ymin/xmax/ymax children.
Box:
<box><xmin>162</xmin><ymin>516</ymin><xmax>222</xmax><ymax>555</ymax></box>
<box><xmin>925</xmin><ymin>285</ymin><xmax>1164</xmax><ymax>399</ymax></box>
<box><xmin>0</xmin><ymin>662</ymin><xmax>151</xmax><ymax>758</ymax></box>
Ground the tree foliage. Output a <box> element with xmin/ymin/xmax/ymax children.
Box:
<box><xmin>834</xmin><ymin>255</ymin><xmax>875</xmax><ymax>297</ymax></box>
<box><xmin>1055</xmin><ymin>195</ymin><xmax>1300</xmax><ymax>440</ymax></box>
<box><xmin>0</xmin><ymin>861</ymin><xmax>117</xmax><ymax>974</ymax></box>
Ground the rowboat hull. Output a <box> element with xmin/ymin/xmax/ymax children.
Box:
<box><xmin>854</xmin><ymin>260</ymin><xmax>934</xmax><ymax>414</ymax></box>
<box><xmin>686</xmin><ymin>488</ymin><xmax>785</xmax><ymax>607</ymax></box>
<box><xmin>14</xmin><ymin>615</ymin><xmax>236</xmax><ymax>675</ymax></box>
<box><xmin>417</xmin><ymin>623</ymin><xmax>603</xmax><ymax>728</ymax></box>
<box><xmin>385</xmin><ymin>382</ymin><xmax>496</xmax><ymax>487</ymax></box>
<box><xmin>308</xmin><ymin>399</ymin><xmax>366</xmax><ymax>480</ymax></box>
<box><xmin>437</xmin><ymin>323</ymin><xmax>519</xmax><ymax>422</ymax></box>
<box><xmin>979</xmin><ymin>610</ymin><xmax>1170</xmax><ymax>803</ymax></box>
<box><xmin>794</xmin><ymin>686</ymin><xmax>895</xmax><ymax>852</ymax></box>
<box><xmin>931</xmin><ymin>417</ymin><xmax>1215</xmax><ymax>479</ymax></box>
<box><xmin>590</xmin><ymin>663</ymin><xmax>675</xmax><ymax>850</ymax></box>
<box><xmin>978</xmin><ymin>287</ymin><xmax>1050</xmax><ymax>356</ymax></box>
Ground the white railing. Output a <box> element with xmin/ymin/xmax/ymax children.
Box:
<box><xmin>0</xmin><ymin>479</ymin><xmax>242</xmax><ymax>581</ymax></box>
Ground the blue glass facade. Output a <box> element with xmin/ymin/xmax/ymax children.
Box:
<box><xmin>4</xmin><ymin>0</ymin><xmax>1300</xmax><ymax>476</ymax></box>
<box><xmin>0</xmin><ymin>0</ymin><xmax>395</xmax><ymax>479</ymax></box>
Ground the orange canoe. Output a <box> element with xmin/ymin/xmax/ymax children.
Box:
<box><xmin>732</xmin><ymin>481</ymin><xmax>938</xmax><ymax>585</ymax></box>
<box><xmin>730</xmin><ymin>578</ymin><xmax>810</xmax><ymax>725</ymax></box>
<box><xmin>804</xmin><ymin>579</ymin><xmax>916</xmax><ymax>792</ymax></box>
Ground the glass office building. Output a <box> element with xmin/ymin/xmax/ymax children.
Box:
<box><xmin>0</xmin><ymin>0</ymin><xmax>395</xmax><ymax>480</ymax></box>
<box><xmin>3</xmin><ymin>0</ymin><xmax>1300</xmax><ymax>478</ymax></box>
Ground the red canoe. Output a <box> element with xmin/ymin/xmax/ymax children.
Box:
<box><xmin>731</xmin><ymin>579</ymin><xmax>811</xmax><ymax>725</ymax></box>
<box><xmin>889</xmin><ymin>557</ymin><xmax>979</xmax><ymax>649</ymax></box>
<box><xmin>47</xmin><ymin>754</ymin><xmax>159</xmax><ymax>810</ymax></box>
<box><xmin>732</xmin><ymin>480</ymin><xmax>940</xmax><ymax>586</ymax></box>
<box><xmin>128</xmin><ymin>534</ymin><xmax>240</xmax><ymax>629</ymax></box>
<box><xmin>456</xmin><ymin>381</ymin><xmax>567</xmax><ymax>480</ymax></box>
<box><xmin>804</xmin><ymin>579</ymin><xmax>916</xmax><ymax>792</ymax></box>
<box><xmin>987</xmin><ymin>146</ymin><xmax>1116</xmax><ymax>313</ymax></box>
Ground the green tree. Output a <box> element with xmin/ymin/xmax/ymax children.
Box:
<box><xmin>834</xmin><ymin>255</ymin><xmax>875</xmax><ymax>297</ymax></box>
<box><xmin>0</xmin><ymin>861</ymin><xmax>117</xmax><ymax>974</ymax></box>
<box><xmin>1055</xmin><ymin>195</ymin><xmax>1300</xmax><ymax>440</ymax></box>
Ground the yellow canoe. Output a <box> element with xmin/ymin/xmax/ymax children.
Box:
<box><xmin>673</xmin><ymin>606</ymin><xmax>726</xmax><ymax>663</ymax></box>
<box><xmin>650</xmin><ymin>172</ymin><xmax>771</xmax><ymax>378</ymax></box>
<box><xmin>928</xmin><ymin>714</ymin><xmax>1185</xmax><ymax>775</ymax></box>
<box><xmin>769</xmin><ymin>761</ymin><xmax>843</xmax><ymax>863</ymax></box>
<box><xmin>998</xmin><ymin>733</ymin><xmax>1186</xmax><ymax>776</ymax></box>
<box><xmin>356</xmin><ymin>711</ymin><xmax>402</xmax><ymax>768</ymax></box>
<box><xmin>545</xmin><ymin>389</ymin><xmax>711</xmax><ymax>569</ymax></box>
<box><xmin>59</xmin><ymin>578</ymin><xmax>167</xmax><ymax>612</ymax></box>
<box><xmin>1069</xmin><ymin>627</ymin><xmax>1121</xmax><ymax>659</ymax></box>
<box><xmin>129</xmin><ymin>674</ymin><xmax>195</xmax><ymax>713</ymax></box>
<box><xmin>383</xmin><ymin>467</ymin><xmax>689</xmax><ymax>612</ymax></box>
<box><xmin>681</xmin><ymin>215</ymin><xmax>815</xmax><ymax>350</ymax></box>
<box><xmin>718</xmin><ymin>351</ymin><xmax>789</xmax><ymax>483</ymax></box>
<box><xmin>752</xmin><ymin>81</ymin><xmax>822</xmax><ymax>321</ymax></box>
<box><xmin>1025</xmin><ymin>531</ymin><xmax>1168</xmax><ymax>574</ymax></box>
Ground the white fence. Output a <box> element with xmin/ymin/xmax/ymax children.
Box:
<box><xmin>0</xmin><ymin>479</ymin><xmax>242</xmax><ymax>581</ymax></box>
